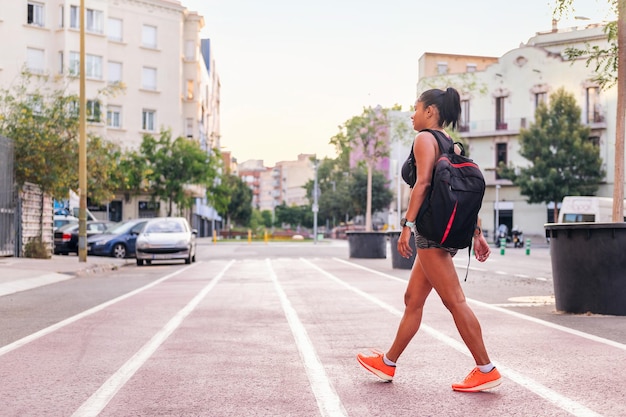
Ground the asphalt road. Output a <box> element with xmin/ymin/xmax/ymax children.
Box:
<box><xmin>1</xmin><ymin>239</ymin><xmax>625</xmax><ymax>416</ymax></box>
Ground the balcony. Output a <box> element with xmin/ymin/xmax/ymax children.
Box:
<box><xmin>496</xmin><ymin>122</ymin><xmax>508</xmax><ymax>131</ymax></box>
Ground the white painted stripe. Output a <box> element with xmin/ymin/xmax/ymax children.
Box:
<box><xmin>267</xmin><ymin>259</ymin><xmax>347</xmax><ymax>417</ymax></box>
<box><xmin>315</xmin><ymin>258</ymin><xmax>605</xmax><ymax>417</ymax></box>
<box><xmin>72</xmin><ymin>260</ymin><xmax>234</xmax><ymax>417</ymax></box>
<box><xmin>0</xmin><ymin>273</ymin><xmax>74</xmax><ymax>297</ymax></box>
<box><xmin>0</xmin><ymin>262</ymin><xmax>201</xmax><ymax>357</ymax></box>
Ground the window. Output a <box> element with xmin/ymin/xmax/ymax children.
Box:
<box><xmin>535</xmin><ymin>92</ymin><xmax>547</xmax><ymax>110</ymax></box>
<box><xmin>86</xmin><ymin>54</ymin><xmax>103</xmax><ymax>79</ymax></box>
<box><xmin>466</xmin><ymin>63</ymin><xmax>477</xmax><ymax>73</ymax></box>
<box><xmin>28</xmin><ymin>95</ymin><xmax>43</xmax><ymax>115</ymax></box>
<box><xmin>495</xmin><ymin>143</ymin><xmax>507</xmax><ymax>179</ymax></box>
<box><xmin>27</xmin><ymin>2</ymin><xmax>45</xmax><ymax>26</ymax></box>
<box><xmin>107</xmin><ymin>17</ymin><xmax>122</xmax><ymax>41</ymax></box>
<box><xmin>142</xmin><ymin>25</ymin><xmax>157</xmax><ymax>49</ymax></box>
<box><xmin>69</xmin><ymin>52</ymin><xmax>102</xmax><ymax>78</ymax></box>
<box><xmin>107</xmin><ymin>106</ymin><xmax>122</xmax><ymax>128</ymax></box>
<box><xmin>69</xmin><ymin>51</ymin><xmax>79</xmax><ymax>75</ymax></box>
<box><xmin>186</xmin><ymin>118</ymin><xmax>194</xmax><ymax>137</ymax></box>
<box><xmin>86</xmin><ymin>9</ymin><xmax>103</xmax><ymax>33</ymax></box>
<box><xmin>26</xmin><ymin>48</ymin><xmax>45</xmax><ymax>73</ymax></box>
<box><xmin>69</xmin><ymin>6</ymin><xmax>102</xmax><ymax>33</ymax></box>
<box><xmin>495</xmin><ymin>96</ymin><xmax>507</xmax><ymax>130</ymax></box>
<box><xmin>108</xmin><ymin>61</ymin><xmax>122</xmax><ymax>84</ymax></box>
<box><xmin>70</xmin><ymin>5</ymin><xmax>78</xmax><ymax>28</ymax></box>
<box><xmin>588</xmin><ymin>136</ymin><xmax>600</xmax><ymax>148</ymax></box>
<box><xmin>186</xmin><ymin>80</ymin><xmax>194</xmax><ymax>100</ymax></box>
<box><xmin>460</xmin><ymin>100</ymin><xmax>470</xmax><ymax>132</ymax></box>
<box><xmin>58</xmin><ymin>51</ymin><xmax>64</xmax><ymax>74</ymax></box>
<box><xmin>142</xmin><ymin>109</ymin><xmax>155</xmax><ymax>131</ymax></box>
<box><xmin>586</xmin><ymin>87</ymin><xmax>603</xmax><ymax>123</ymax></box>
<box><xmin>142</xmin><ymin>67</ymin><xmax>157</xmax><ymax>90</ymax></box>
<box><xmin>437</xmin><ymin>62</ymin><xmax>448</xmax><ymax>75</ymax></box>
<box><xmin>185</xmin><ymin>40</ymin><xmax>195</xmax><ymax>60</ymax></box>
<box><xmin>86</xmin><ymin>100</ymin><xmax>101</xmax><ymax>122</ymax></box>
<box><xmin>58</xmin><ymin>5</ymin><xmax>64</xmax><ymax>28</ymax></box>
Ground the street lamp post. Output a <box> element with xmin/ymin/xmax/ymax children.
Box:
<box><xmin>312</xmin><ymin>160</ymin><xmax>319</xmax><ymax>244</ymax></box>
<box><xmin>495</xmin><ymin>184</ymin><xmax>501</xmax><ymax>236</ymax></box>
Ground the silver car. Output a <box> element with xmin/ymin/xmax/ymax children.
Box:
<box><xmin>135</xmin><ymin>217</ymin><xmax>197</xmax><ymax>266</ymax></box>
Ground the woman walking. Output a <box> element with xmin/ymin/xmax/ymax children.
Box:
<box><xmin>357</xmin><ymin>87</ymin><xmax>501</xmax><ymax>392</ymax></box>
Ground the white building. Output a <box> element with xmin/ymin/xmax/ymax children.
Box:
<box><xmin>418</xmin><ymin>23</ymin><xmax>619</xmax><ymax>238</ymax></box>
<box><xmin>0</xmin><ymin>0</ymin><xmax>221</xmax><ymax>234</ymax></box>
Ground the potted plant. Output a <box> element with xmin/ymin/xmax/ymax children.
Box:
<box><xmin>334</xmin><ymin>106</ymin><xmax>391</xmax><ymax>258</ymax></box>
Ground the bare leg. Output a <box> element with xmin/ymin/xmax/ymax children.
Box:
<box><xmin>386</xmin><ymin>257</ymin><xmax>433</xmax><ymax>363</ymax></box>
<box><xmin>418</xmin><ymin>248</ymin><xmax>491</xmax><ymax>365</ymax></box>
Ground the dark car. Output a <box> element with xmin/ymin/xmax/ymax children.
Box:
<box><xmin>54</xmin><ymin>221</ymin><xmax>116</xmax><ymax>255</ymax></box>
<box><xmin>87</xmin><ymin>219</ymin><xmax>148</xmax><ymax>258</ymax></box>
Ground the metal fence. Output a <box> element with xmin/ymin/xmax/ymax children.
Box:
<box><xmin>0</xmin><ymin>135</ymin><xmax>16</xmax><ymax>256</ymax></box>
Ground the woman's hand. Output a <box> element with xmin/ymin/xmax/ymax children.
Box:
<box><xmin>473</xmin><ymin>233</ymin><xmax>491</xmax><ymax>262</ymax></box>
<box><xmin>397</xmin><ymin>227</ymin><xmax>413</xmax><ymax>258</ymax></box>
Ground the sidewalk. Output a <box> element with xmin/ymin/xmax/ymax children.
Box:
<box><xmin>0</xmin><ymin>255</ymin><xmax>131</xmax><ymax>297</ymax></box>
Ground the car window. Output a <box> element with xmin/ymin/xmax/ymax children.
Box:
<box><xmin>145</xmin><ymin>220</ymin><xmax>184</xmax><ymax>233</ymax></box>
<box><xmin>107</xmin><ymin>220</ymin><xmax>143</xmax><ymax>234</ymax></box>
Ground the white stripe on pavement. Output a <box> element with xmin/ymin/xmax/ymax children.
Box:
<box><xmin>304</xmin><ymin>258</ymin><xmax>605</xmax><ymax>417</ymax></box>
<box><xmin>0</xmin><ymin>263</ymin><xmax>200</xmax><ymax>358</ymax></box>
<box><xmin>267</xmin><ymin>259</ymin><xmax>347</xmax><ymax>417</ymax></box>
<box><xmin>72</xmin><ymin>260</ymin><xmax>234</xmax><ymax>417</ymax></box>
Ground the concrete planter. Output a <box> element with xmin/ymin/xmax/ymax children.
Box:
<box><xmin>387</xmin><ymin>230</ymin><xmax>416</xmax><ymax>269</ymax></box>
<box><xmin>346</xmin><ymin>231</ymin><xmax>387</xmax><ymax>259</ymax></box>
<box><xmin>545</xmin><ymin>223</ymin><xmax>626</xmax><ymax>316</ymax></box>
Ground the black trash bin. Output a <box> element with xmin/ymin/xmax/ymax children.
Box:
<box><xmin>346</xmin><ymin>231</ymin><xmax>387</xmax><ymax>259</ymax></box>
<box><xmin>387</xmin><ymin>230</ymin><xmax>416</xmax><ymax>269</ymax></box>
<box><xmin>545</xmin><ymin>222</ymin><xmax>626</xmax><ymax>316</ymax></box>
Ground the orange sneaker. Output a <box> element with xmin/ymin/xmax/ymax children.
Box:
<box><xmin>357</xmin><ymin>349</ymin><xmax>395</xmax><ymax>382</ymax></box>
<box><xmin>452</xmin><ymin>367</ymin><xmax>502</xmax><ymax>392</ymax></box>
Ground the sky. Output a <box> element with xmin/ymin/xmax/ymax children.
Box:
<box><xmin>180</xmin><ymin>0</ymin><xmax>616</xmax><ymax>167</ymax></box>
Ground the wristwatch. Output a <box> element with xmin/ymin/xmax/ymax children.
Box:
<box><xmin>400</xmin><ymin>217</ymin><xmax>415</xmax><ymax>228</ymax></box>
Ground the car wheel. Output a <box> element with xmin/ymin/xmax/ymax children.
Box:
<box><xmin>146</xmin><ymin>260</ymin><xmax>152</xmax><ymax>265</ymax></box>
<box><xmin>112</xmin><ymin>243</ymin><xmax>127</xmax><ymax>258</ymax></box>
<box><xmin>136</xmin><ymin>259</ymin><xmax>144</xmax><ymax>266</ymax></box>
<box><xmin>185</xmin><ymin>256</ymin><xmax>191</xmax><ymax>264</ymax></box>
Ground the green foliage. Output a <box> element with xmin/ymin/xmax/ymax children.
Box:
<box><xmin>24</xmin><ymin>236</ymin><xmax>50</xmax><ymax>259</ymax></box>
<box><xmin>348</xmin><ymin>168</ymin><xmax>395</xmax><ymax>215</ymax></box>
<box><xmin>0</xmin><ymin>70</ymin><xmax>127</xmax><ymax>203</ymax></box>
<box><xmin>274</xmin><ymin>203</ymin><xmax>313</xmax><ymax>229</ymax></box>
<box><xmin>0</xmin><ymin>71</ymin><xmax>79</xmax><ymax>198</ymax></box>
<box><xmin>498</xmin><ymin>88</ymin><xmax>605</xmax><ymax>205</ymax></box>
<box><xmin>218</xmin><ymin>174</ymin><xmax>252</xmax><ymax>226</ymax></box>
<box><xmin>557</xmin><ymin>0</ymin><xmax>619</xmax><ymax>89</ymax></box>
<box><xmin>130</xmin><ymin>130</ymin><xmax>219</xmax><ymax>216</ymax></box>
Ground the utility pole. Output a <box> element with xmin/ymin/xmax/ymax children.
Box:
<box><xmin>78</xmin><ymin>0</ymin><xmax>87</xmax><ymax>262</ymax></box>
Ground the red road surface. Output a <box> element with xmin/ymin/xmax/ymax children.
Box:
<box><xmin>1</xmin><ymin>257</ymin><xmax>624</xmax><ymax>416</ymax></box>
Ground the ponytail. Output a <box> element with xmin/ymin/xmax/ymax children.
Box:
<box><xmin>418</xmin><ymin>87</ymin><xmax>461</xmax><ymax>130</ymax></box>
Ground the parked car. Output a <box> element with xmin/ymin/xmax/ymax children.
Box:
<box><xmin>135</xmin><ymin>217</ymin><xmax>197</xmax><ymax>266</ymax></box>
<box><xmin>87</xmin><ymin>218</ymin><xmax>148</xmax><ymax>258</ymax></box>
<box><xmin>54</xmin><ymin>220</ymin><xmax>116</xmax><ymax>255</ymax></box>
<box><xmin>53</xmin><ymin>214</ymin><xmax>79</xmax><ymax>231</ymax></box>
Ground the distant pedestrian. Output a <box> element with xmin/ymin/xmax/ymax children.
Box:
<box><xmin>357</xmin><ymin>87</ymin><xmax>501</xmax><ymax>392</ymax></box>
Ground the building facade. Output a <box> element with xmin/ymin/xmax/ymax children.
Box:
<box><xmin>0</xmin><ymin>0</ymin><xmax>221</xmax><ymax>234</ymax></box>
<box><xmin>418</xmin><ymin>23</ymin><xmax>618</xmax><ymax>238</ymax></box>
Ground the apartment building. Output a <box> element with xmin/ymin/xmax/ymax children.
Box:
<box><xmin>418</xmin><ymin>23</ymin><xmax>617</xmax><ymax>237</ymax></box>
<box><xmin>0</xmin><ymin>0</ymin><xmax>221</xmax><ymax>234</ymax></box>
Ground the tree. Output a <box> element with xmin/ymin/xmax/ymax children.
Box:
<box><xmin>556</xmin><ymin>0</ymin><xmax>625</xmax><ymax>222</ymax></box>
<box><xmin>498</xmin><ymin>88</ymin><xmax>606</xmax><ymax>220</ymax></box>
<box><xmin>136</xmin><ymin>130</ymin><xmax>219</xmax><ymax>216</ymax></box>
<box><xmin>219</xmin><ymin>174</ymin><xmax>252</xmax><ymax>227</ymax></box>
<box><xmin>349</xmin><ymin>167</ymin><xmax>394</xmax><ymax>222</ymax></box>
<box><xmin>303</xmin><ymin>157</ymin><xmax>352</xmax><ymax>227</ymax></box>
<box><xmin>331</xmin><ymin>106</ymin><xmax>390</xmax><ymax>231</ymax></box>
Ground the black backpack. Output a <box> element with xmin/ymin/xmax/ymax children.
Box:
<box><xmin>407</xmin><ymin>129</ymin><xmax>486</xmax><ymax>249</ymax></box>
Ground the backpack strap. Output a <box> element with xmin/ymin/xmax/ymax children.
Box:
<box><xmin>419</xmin><ymin>129</ymin><xmax>455</xmax><ymax>155</ymax></box>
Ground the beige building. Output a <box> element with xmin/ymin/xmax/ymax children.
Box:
<box><xmin>417</xmin><ymin>22</ymin><xmax>618</xmax><ymax>238</ymax></box>
<box><xmin>0</xmin><ymin>0</ymin><xmax>221</xmax><ymax>234</ymax></box>
<box><xmin>418</xmin><ymin>52</ymin><xmax>499</xmax><ymax>78</ymax></box>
